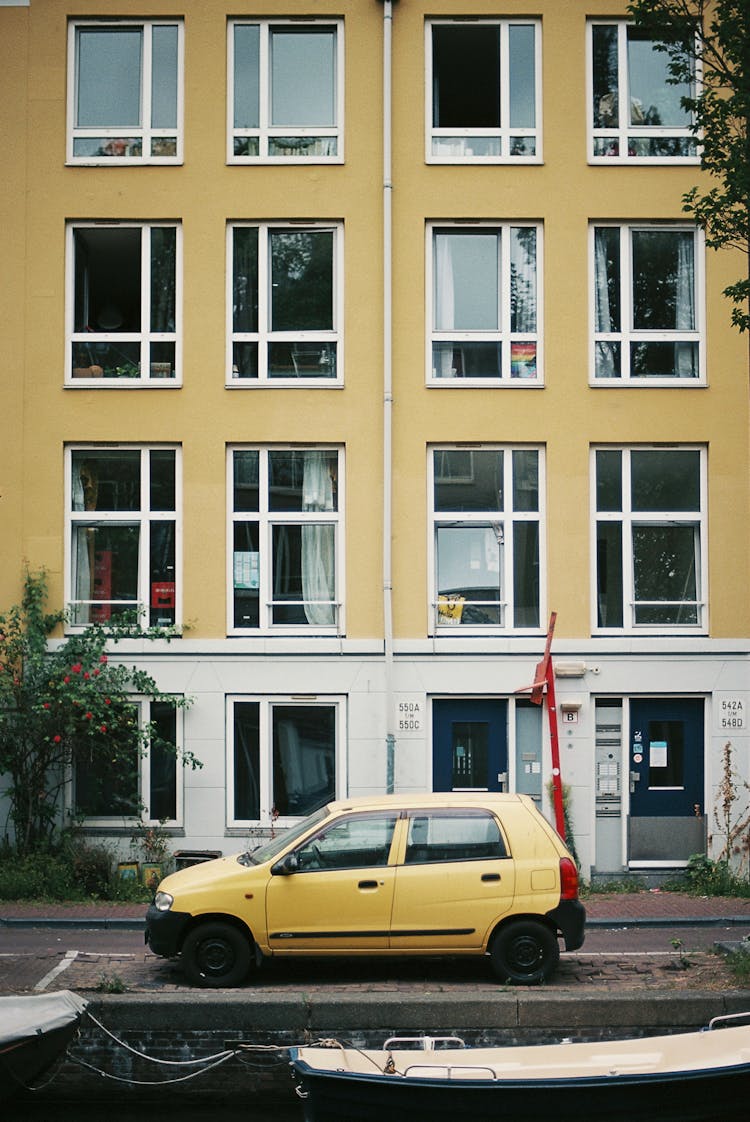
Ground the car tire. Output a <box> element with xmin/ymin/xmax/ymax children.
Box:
<box><xmin>181</xmin><ymin>921</ymin><xmax>253</xmax><ymax>987</ymax></box>
<box><xmin>490</xmin><ymin>920</ymin><xmax>560</xmax><ymax>985</ymax></box>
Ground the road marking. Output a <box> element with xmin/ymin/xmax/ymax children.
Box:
<box><xmin>34</xmin><ymin>949</ymin><xmax>79</xmax><ymax>991</ymax></box>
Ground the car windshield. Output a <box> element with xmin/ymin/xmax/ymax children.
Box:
<box><xmin>237</xmin><ymin>805</ymin><xmax>331</xmax><ymax>865</ymax></box>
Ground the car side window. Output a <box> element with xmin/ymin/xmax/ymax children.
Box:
<box><xmin>405</xmin><ymin>810</ymin><xmax>508</xmax><ymax>864</ymax></box>
<box><xmin>296</xmin><ymin>813</ymin><xmax>398</xmax><ymax>871</ymax></box>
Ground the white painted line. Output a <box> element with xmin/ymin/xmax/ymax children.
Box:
<box><xmin>34</xmin><ymin>949</ymin><xmax>79</xmax><ymax>991</ymax></box>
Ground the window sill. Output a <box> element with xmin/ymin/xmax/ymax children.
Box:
<box><xmin>66</xmin><ymin>380</ymin><xmax>183</xmax><ymax>389</ymax></box>
<box><xmin>226</xmin><ymin>379</ymin><xmax>344</xmax><ymax>389</ymax></box>
<box><xmin>588</xmin><ymin>156</ymin><xmax>701</xmax><ymax>167</ymax></box>
<box><xmin>428</xmin><ymin>378</ymin><xmax>544</xmax><ymax>389</ymax></box>
<box><xmin>589</xmin><ymin>378</ymin><xmax>706</xmax><ymax>389</ymax></box>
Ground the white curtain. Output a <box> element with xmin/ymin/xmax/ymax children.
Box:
<box><xmin>434</xmin><ymin>234</ymin><xmax>455</xmax><ymax>376</ymax></box>
<box><xmin>301</xmin><ymin>452</ymin><xmax>335</xmax><ymax>625</ymax></box>
<box><xmin>675</xmin><ymin>233</ymin><xmax>695</xmax><ymax>376</ymax></box>
<box><xmin>594</xmin><ymin>229</ymin><xmax>617</xmax><ymax>377</ymax></box>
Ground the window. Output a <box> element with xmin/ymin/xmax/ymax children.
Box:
<box><xmin>404</xmin><ymin>810</ymin><xmax>508</xmax><ymax>864</ymax></box>
<box><xmin>229</xmin><ymin>19</ymin><xmax>343</xmax><ymax>162</ymax></box>
<box><xmin>295</xmin><ymin>813</ymin><xmax>398</xmax><ymax>871</ymax></box>
<box><xmin>588</xmin><ymin>20</ymin><xmax>697</xmax><ymax>161</ymax></box>
<box><xmin>229</xmin><ymin>223</ymin><xmax>342</xmax><ymax>384</ymax></box>
<box><xmin>229</xmin><ymin>447</ymin><xmax>342</xmax><ymax>632</ymax></box>
<box><xmin>428</xmin><ymin>223</ymin><xmax>541</xmax><ymax>384</ymax></box>
<box><xmin>68</xmin><ymin>20</ymin><xmax>183</xmax><ymax>163</ymax></box>
<box><xmin>593</xmin><ymin>447</ymin><xmax>706</xmax><ymax>631</ymax></box>
<box><xmin>72</xmin><ymin>698</ymin><xmax>182</xmax><ymax>825</ymax></box>
<box><xmin>67</xmin><ymin>223</ymin><xmax>181</xmax><ymax>385</ymax></box>
<box><xmin>67</xmin><ymin>446</ymin><xmax>179</xmax><ymax>629</ymax></box>
<box><xmin>427</xmin><ymin>19</ymin><xmax>541</xmax><ymax>162</ymax></box>
<box><xmin>430</xmin><ymin>447</ymin><xmax>543</xmax><ymax>632</ymax></box>
<box><xmin>592</xmin><ymin>224</ymin><xmax>702</xmax><ymax>382</ymax></box>
<box><xmin>229</xmin><ymin>698</ymin><xmax>343</xmax><ymax>826</ymax></box>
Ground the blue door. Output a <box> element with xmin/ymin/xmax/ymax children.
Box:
<box><xmin>628</xmin><ymin>698</ymin><xmax>705</xmax><ymax>863</ymax></box>
<box><xmin>432</xmin><ymin>699</ymin><xmax>508</xmax><ymax>793</ymax></box>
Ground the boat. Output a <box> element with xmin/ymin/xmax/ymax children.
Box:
<box><xmin>290</xmin><ymin>1013</ymin><xmax>750</xmax><ymax>1121</ymax></box>
<box><xmin>0</xmin><ymin>989</ymin><xmax>88</xmax><ymax>1098</ymax></box>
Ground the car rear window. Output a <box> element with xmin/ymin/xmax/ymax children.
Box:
<box><xmin>404</xmin><ymin>809</ymin><xmax>508</xmax><ymax>864</ymax></box>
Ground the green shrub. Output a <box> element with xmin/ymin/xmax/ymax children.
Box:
<box><xmin>0</xmin><ymin>851</ymin><xmax>78</xmax><ymax>900</ymax></box>
<box><xmin>683</xmin><ymin>853</ymin><xmax>750</xmax><ymax>897</ymax></box>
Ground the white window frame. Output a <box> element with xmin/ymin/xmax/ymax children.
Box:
<box><xmin>66</xmin><ymin>221</ymin><xmax>182</xmax><ymax>388</ymax></box>
<box><xmin>65</xmin><ymin>444</ymin><xmax>182</xmax><ymax>632</ymax></box>
<box><xmin>427</xmin><ymin>221</ymin><xmax>543</xmax><ymax>386</ymax></box>
<box><xmin>591</xmin><ymin>445</ymin><xmax>708</xmax><ymax>634</ymax></box>
<box><xmin>227</xmin><ymin>445</ymin><xmax>344</xmax><ymax>635</ymax></box>
<box><xmin>587</xmin><ymin>19</ymin><xmax>699</xmax><ymax>165</ymax></box>
<box><xmin>428</xmin><ymin>445</ymin><xmax>545</xmax><ymax>635</ymax></box>
<box><xmin>227</xmin><ymin>18</ymin><xmax>344</xmax><ymax>164</ymax></box>
<box><xmin>227</xmin><ymin>222</ymin><xmax>344</xmax><ymax>387</ymax></box>
<box><xmin>67</xmin><ymin>19</ymin><xmax>184</xmax><ymax>165</ymax></box>
<box><xmin>590</xmin><ymin>223</ymin><xmax>704</xmax><ymax>385</ymax></box>
<box><xmin>68</xmin><ymin>696</ymin><xmax>185</xmax><ymax>828</ymax></box>
<box><xmin>426</xmin><ymin>18</ymin><xmax>542</xmax><ymax>164</ymax></box>
<box><xmin>227</xmin><ymin>695</ymin><xmax>346</xmax><ymax>828</ymax></box>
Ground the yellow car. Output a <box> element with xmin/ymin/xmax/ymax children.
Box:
<box><xmin>145</xmin><ymin>793</ymin><xmax>585</xmax><ymax>987</ymax></box>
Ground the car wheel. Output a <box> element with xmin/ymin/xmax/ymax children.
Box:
<box><xmin>181</xmin><ymin>921</ymin><xmax>253</xmax><ymax>987</ymax></box>
<box><xmin>490</xmin><ymin>920</ymin><xmax>560</xmax><ymax>985</ymax></box>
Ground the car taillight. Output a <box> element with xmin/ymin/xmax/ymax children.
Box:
<box><xmin>559</xmin><ymin>857</ymin><xmax>579</xmax><ymax>900</ymax></box>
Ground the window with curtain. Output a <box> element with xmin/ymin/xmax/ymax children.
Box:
<box><xmin>588</xmin><ymin>20</ymin><xmax>697</xmax><ymax>161</ymax></box>
<box><xmin>68</xmin><ymin>20</ymin><xmax>182</xmax><ymax>163</ymax></box>
<box><xmin>430</xmin><ymin>446</ymin><xmax>543</xmax><ymax>632</ymax></box>
<box><xmin>68</xmin><ymin>446</ymin><xmax>178</xmax><ymax>629</ymax></box>
<box><xmin>230</xmin><ymin>447</ymin><xmax>341</xmax><ymax>632</ymax></box>
<box><xmin>428</xmin><ymin>19</ymin><xmax>541</xmax><ymax>162</ymax></box>
<box><xmin>429</xmin><ymin>224</ymin><xmax>540</xmax><ymax>384</ymax></box>
<box><xmin>594</xmin><ymin>446</ymin><xmax>706</xmax><ymax>631</ymax></box>
<box><xmin>229</xmin><ymin>19</ymin><xmax>343</xmax><ymax>162</ymax></box>
<box><xmin>592</xmin><ymin>224</ymin><xmax>701</xmax><ymax>382</ymax></box>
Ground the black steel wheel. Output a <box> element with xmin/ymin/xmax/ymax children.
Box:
<box><xmin>181</xmin><ymin>921</ymin><xmax>253</xmax><ymax>987</ymax></box>
<box><xmin>490</xmin><ymin>920</ymin><xmax>560</xmax><ymax>985</ymax></box>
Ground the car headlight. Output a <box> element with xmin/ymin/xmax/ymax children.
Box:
<box><xmin>153</xmin><ymin>891</ymin><xmax>174</xmax><ymax>912</ymax></box>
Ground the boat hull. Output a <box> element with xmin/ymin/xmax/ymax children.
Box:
<box><xmin>0</xmin><ymin>991</ymin><xmax>88</xmax><ymax>1099</ymax></box>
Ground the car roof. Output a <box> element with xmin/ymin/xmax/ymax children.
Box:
<box><xmin>326</xmin><ymin>792</ymin><xmax>530</xmax><ymax>814</ymax></box>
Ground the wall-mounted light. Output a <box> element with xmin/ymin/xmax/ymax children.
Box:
<box><xmin>554</xmin><ymin>661</ymin><xmax>587</xmax><ymax>679</ymax></box>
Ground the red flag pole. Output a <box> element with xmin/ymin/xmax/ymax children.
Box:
<box><xmin>522</xmin><ymin>612</ymin><xmax>565</xmax><ymax>840</ymax></box>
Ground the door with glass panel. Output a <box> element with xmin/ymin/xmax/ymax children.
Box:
<box><xmin>432</xmin><ymin>699</ymin><xmax>508</xmax><ymax>792</ymax></box>
<box><xmin>628</xmin><ymin>698</ymin><xmax>705</xmax><ymax>864</ymax></box>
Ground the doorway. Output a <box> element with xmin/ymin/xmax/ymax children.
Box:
<box><xmin>432</xmin><ymin>698</ymin><xmax>508</xmax><ymax>792</ymax></box>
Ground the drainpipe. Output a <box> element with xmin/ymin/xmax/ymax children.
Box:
<box><xmin>380</xmin><ymin>0</ymin><xmax>395</xmax><ymax>792</ymax></box>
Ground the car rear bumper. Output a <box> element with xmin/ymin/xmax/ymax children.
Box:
<box><xmin>546</xmin><ymin>898</ymin><xmax>586</xmax><ymax>951</ymax></box>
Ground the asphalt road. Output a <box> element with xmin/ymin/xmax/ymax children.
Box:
<box><xmin>0</xmin><ymin>921</ymin><xmax>739</xmax><ymax>957</ymax></box>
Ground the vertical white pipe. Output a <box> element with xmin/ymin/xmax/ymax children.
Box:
<box><xmin>382</xmin><ymin>1</ymin><xmax>395</xmax><ymax>792</ymax></box>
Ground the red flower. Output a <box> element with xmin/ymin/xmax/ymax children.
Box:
<box><xmin>92</xmin><ymin>669</ymin><xmax>100</xmax><ymax>677</ymax></box>
<box><xmin>104</xmin><ymin>698</ymin><xmax>111</xmax><ymax>705</ymax></box>
<box><xmin>85</xmin><ymin>711</ymin><xmax>93</xmax><ymax>720</ymax></box>
<box><xmin>43</xmin><ymin>702</ymin><xmax>50</xmax><ymax>709</ymax></box>
<box><xmin>63</xmin><ymin>676</ymin><xmax>70</xmax><ymax>684</ymax></box>
<box><xmin>53</xmin><ymin>734</ymin><xmax>62</xmax><ymax>744</ymax></box>
<box><xmin>99</xmin><ymin>655</ymin><xmax>108</xmax><ymax>664</ymax></box>
<box><xmin>71</xmin><ymin>663</ymin><xmax>82</xmax><ymax>674</ymax></box>
<box><xmin>100</xmin><ymin>724</ymin><xmax>107</xmax><ymax>734</ymax></box>
<box><xmin>83</xmin><ymin>672</ymin><xmax>90</xmax><ymax>680</ymax></box>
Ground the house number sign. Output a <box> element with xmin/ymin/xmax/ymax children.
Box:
<box><xmin>716</xmin><ymin>695</ymin><xmax>747</xmax><ymax>732</ymax></box>
<box><xmin>396</xmin><ymin>697</ymin><xmax>424</xmax><ymax>736</ymax></box>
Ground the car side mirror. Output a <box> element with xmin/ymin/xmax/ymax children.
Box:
<box><xmin>271</xmin><ymin>852</ymin><xmax>299</xmax><ymax>876</ymax></box>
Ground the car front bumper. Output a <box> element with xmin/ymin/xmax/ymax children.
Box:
<box><xmin>145</xmin><ymin>904</ymin><xmax>192</xmax><ymax>957</ymax></box>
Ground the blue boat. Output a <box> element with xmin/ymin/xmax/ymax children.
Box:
<box><xmin>290</xmin><ymin>1015</ymin><xmax>750</xmax><ymax>1121</ymax></box>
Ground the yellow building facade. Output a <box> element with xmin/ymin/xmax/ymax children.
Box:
<box><xmin>1</xmin><ymin>0</ymin><xmax>748</xmax><ymax>878</ymax></box>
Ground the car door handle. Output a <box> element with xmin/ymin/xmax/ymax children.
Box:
<box><xmin>481</xmin><ymin>873</ymin><xmax>501</xmax><ymax>882</ymax></box>
<box><xmin>358</xmin><ymin>880</ymin><xmax>379</xmax><ymax>889</ymax></box>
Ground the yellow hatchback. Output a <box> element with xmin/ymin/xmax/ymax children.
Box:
<box><xmin>145</xmin><ymin>793</ymin><xmax>585</xmax><ymax>987</ymax></box>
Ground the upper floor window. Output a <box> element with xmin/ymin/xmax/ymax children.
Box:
<box><xmin>229</xmin><ymin>223</ymin><xmax>342</xmax><ymax>385</ymax></box>
<box><xmin>588</xmin><ymin>20</ymin><xmax>697</xmax><ymax>162</ymax></box>
<box><xmin>229</xmin><ymin>447</ymin><xmax>342</xmax><ymax>633</ymax></box>
<box><xmin>67</xmin><ymin>446</ymin><xmax>179</xmax><ymax>630</ymax></box>
<box><xmin>229</xmin><ymin>19</ymin><xmax>343</xmax><ymax>162</ymax></box>
<box><xmin>430</xmin><ymin>446</ymin><xmax>543</xmax><ymax>634</ymax></box>
<box><xmin>68</xmin><ymin>20</ymin><xmax>183</xmax><ymax>164</ymax></box>
<box><xmin>427</xmin><ymin>19</ymin><xmax>541</xmax><ymax>163</ymax></box>
<box><xmin>67</xmin><ymin>222</ymin><xmax>181</xmax><ymax>386</ymax></box>
<box><xmin>592</xmin><ymin>224</ymin><xmax>702</xmax><ymax>383</ymax></box>
<box><xmin>593</xmin><ymin>447</ymin><xmax>706</xmax><ymax>632</ymax></box>
<box><xmin>428</xmin><ymin>223</ymin><xmax>541</xmax><ymax>384</ymax></box>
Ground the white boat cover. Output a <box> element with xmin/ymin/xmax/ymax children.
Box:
<box><xmin>0</xmin><ymin>990</ymin><xmax>88</xmax><ymax>1048</ymax></box>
